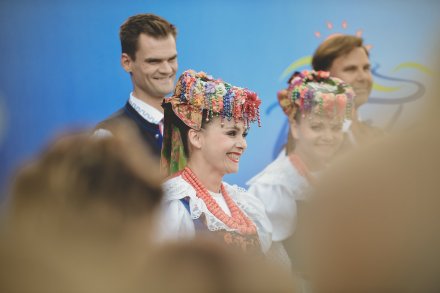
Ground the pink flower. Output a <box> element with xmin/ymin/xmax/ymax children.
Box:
<box><xmin>318</xmin><ymin>71</ymin><xmax>330</xmax><ymax>79</ymax></box>
<box><xmin>336</xmin><ymin>94</ymin><xmax>347</xmax><ymax>115</ymax></box>
<box><xmin>197</xmin><ymin>71</ymin><xmax>208</xmax><ymax>79</ymax></box>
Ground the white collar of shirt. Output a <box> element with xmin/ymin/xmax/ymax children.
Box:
<box><xmin>128</xmin><ymin>93</ymin><xmax>164</xmax><ymax>124</ymax></box>
<box><xmin>343</xmin><ymin>113</ymin><xmax>364</xmax><ymax>146</ymax></box>
<box><xmin>343</xmin><ymin>109</ymin><xmax>364</xmax><ymax>132</ymax></box>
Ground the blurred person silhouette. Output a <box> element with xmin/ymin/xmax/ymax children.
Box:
<box><xmin>140</xmin><ymin>236</ymin><xmax>298</xmax><ymax>293</ymax></box>
<box><xmin>0</xmin><ymin>121</ymin><xmax>163</xmax><ymax>293</ymax></box>
<box><xmin>312</xmin><ymin>35</ymin><xmax>384</xmax><ymax>147</ymax></box>
<box><xmin>292</xmin><ymin>61</ymin><xmax>440</xmax><ymax>293</ymax></box>
<box><xmin>95</xmin><ymin>13</ymin><xmax>178</xmax><ymax>157</ymax></box>
<box><xmin>247</xmin><ymin>70</ymin><xmax>354</xmax><ymax>267</ymax></box>
<box><xmin>158</xmin><ymin>70</ymin><xmax>273</xmax><ymax>257</ymax></box>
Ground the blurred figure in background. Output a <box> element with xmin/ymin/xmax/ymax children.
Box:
<box><xmin>0</xmin><ymin>121</ymin><xmax>163</xmax><ymax>293</ymax></box>
<box><xmin>312</xmin><ymin>35</ymin><xmax>383</xmax><ymax>147</ymax></box>
<box><xmin>292</xmin><ymin>57</ymin><xmax>440</xmax><ymax>292</ymax></box>
<box><xmin>95</xmin><ymin>13</ymin><xmax>178</xmax><ymax>157</ymax></box>
<box><xmin>247</xmin><ymin>70</ymin><xmax>354</xmax><ymax>267</ymax></box>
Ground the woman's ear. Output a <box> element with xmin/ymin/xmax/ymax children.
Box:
<box><xmin>188</xmin><ymin>129</ymin><xmax>203</xmax><ymax>149</ymax></box>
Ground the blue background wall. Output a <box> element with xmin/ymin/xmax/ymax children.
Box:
<box><xmin>0</xmin><ymin>0</ymin><xmax>438</xmax><ymax>197</ymax></box>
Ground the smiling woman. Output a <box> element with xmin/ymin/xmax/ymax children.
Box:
<box><xmin>247</xmin><ymin>70</ymin><xmax>355</xmax><ymax>269</ymax></box>
<box><xmin>196</xmin><ymin>118</ymin><xmax>248</xmax><ymax>176</ymax></box>
<box><xmin>156</xmin><ymin>70</ymin><xmax>274</xmax><ymax>258</ymax></box>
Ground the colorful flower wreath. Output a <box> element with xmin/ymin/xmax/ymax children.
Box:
<box><xmin>165</xmin><ymin>69</ymin><xmax>261</xmax><ymax>130</ymax></box>
<box><xmin>278</xmin><ymin>70</ymin><xmax>355</xmax><ymax>121</ymax></box>
<box><xmin>161</xmin><ymin>69</ymin><xmax>262</xmax><ymax>176</ymax></box>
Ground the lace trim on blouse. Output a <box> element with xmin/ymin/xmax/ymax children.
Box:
<box><xmin>162</xmin><ymin>176</ymin><xmax>272</xmax><ymax>252</ymax></box>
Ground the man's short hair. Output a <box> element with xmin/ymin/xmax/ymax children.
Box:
<box><xmin>120</xmin><ymin>13</ymin><xmax>177</xmax><ymax>60</ymax></box>
<box><xmin>312</xmin><ymin>35</ymin><xmax>368</xmax><ymax>71</ymax></box>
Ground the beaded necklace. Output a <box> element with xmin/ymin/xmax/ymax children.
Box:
<box><xmin>289</xmin><ymin>154</ymin><xmax>318</xmax><ymax>186</ymax></box>
<box><xmin>181</xmin><ymin>167</ymin><xmax>257</xmax><ymax>235</ymax></box>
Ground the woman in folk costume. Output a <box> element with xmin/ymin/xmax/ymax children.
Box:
<box><xmin>159</xmin><ymin>69</ymin><xmax>272</xmax><ymax>255</ymax></box>
<box><xmin>247</xmin><ymin>70</ymin><xmax>355</xmax><ymax>264</ymax></box>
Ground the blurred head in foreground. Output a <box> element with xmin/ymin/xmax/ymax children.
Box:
<box><xmin>293</xmin><ymin>64</ymin><xmax>440</xmax><ymax>292</ymax></box>
<box><xmin>1</xmin><ymin>121</ymin><xmax>163</xmax><ymax>293</ymax></box>
<box><xmin>141</xmin><ymin>237</ymin><xmax>297</xmax><ymax>293</ymax></box>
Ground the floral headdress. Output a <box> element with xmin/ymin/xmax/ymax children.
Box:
<box><xmin>278</xmin><ymin>70</ymin><xmax>355</xmax><ymax>121</ymax></box>
<box><xmin>161</xmin><ymin>69</ymin><xmax>262</xmax><ymax>176</ymax></box>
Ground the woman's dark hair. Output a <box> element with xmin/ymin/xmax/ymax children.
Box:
<box><xmin>162</xmin><ymin>103</ymin><xmax>209</xmax><ymax>158</ymax></box>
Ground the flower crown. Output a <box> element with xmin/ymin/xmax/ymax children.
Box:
<box><xmin>164</xmin><ymin>69</ymin><xmax>261</xmax><ymax>130</ymax></box>
<box><xmin>278</xmin><ymin>70</ymin><xmax>354</xmax><ymax>120</ymax></box>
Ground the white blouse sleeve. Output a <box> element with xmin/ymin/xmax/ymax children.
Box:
<box><xmin>156</xmin><ymin>197</ymin><xmax>195</xmax><ymax>242</ymax></box>
<box><xmin>248</xmin><ymin>183</ymin><xmax>297</xmax><ymax>242</ymax></box>
<box><xmin>246</xmin><ymin>151</ymin><xmax>308</xmax><ymax>242</ymax></box>
<box><xmin>155</xmin><ymin>176</ymin><xmax>197</xmax><ymax>242</ymax></box>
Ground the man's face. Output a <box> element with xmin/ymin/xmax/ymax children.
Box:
<box><xmin>122</xmin><ymin>33</ymin><xmax>178</xmax><ymax>102</ymax></box>
<box><xmin>329</xmin><ymin>47</ymin><xmax>372</xmax><ymax>109</ymax></box>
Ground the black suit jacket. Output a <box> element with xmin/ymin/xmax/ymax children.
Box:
<box><xmin>96</xmin><ymin>102</ymin><xmax>162</xmax><ymax>157</ymax></box>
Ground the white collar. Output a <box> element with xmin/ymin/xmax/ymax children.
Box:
<box><xmin>343</xmin><ymin>111</ymin><xmax>365</xmax><ymax>145</ymax></box>
<box><xmin>343</xmin><ymin>108</ymin><xmax>364</xmax><ymax>132</ymax></box>
<box><xmin>128</xmin><ymin>93</ymin><xmax>164</xmax><ymax>124</ymax></box>
<box><xmin>342</xmin><ymin>120</ymin><xmax>352</xmax><ymax>132</ymax></box>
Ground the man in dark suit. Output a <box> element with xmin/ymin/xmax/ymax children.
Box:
<box><xmin>95</xmin><ymin>13</ymin><xmax>178</xmax><ymax>157</ymax></box>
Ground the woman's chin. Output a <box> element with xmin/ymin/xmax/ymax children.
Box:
<box><xmin>225</xmin><ymin>166</ymin><xmax>239</xmax><ymax>174</ymax></box>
